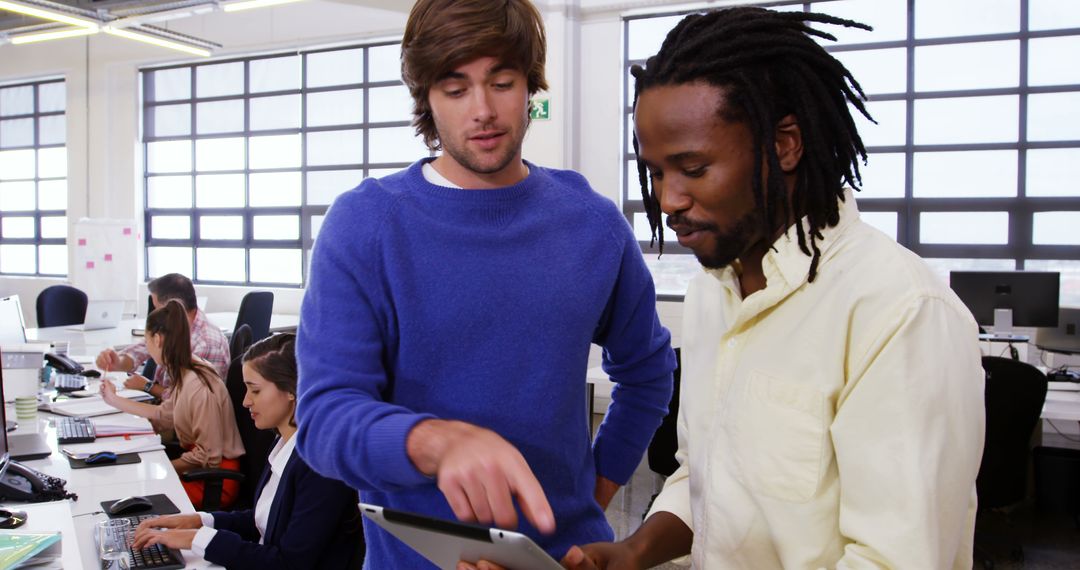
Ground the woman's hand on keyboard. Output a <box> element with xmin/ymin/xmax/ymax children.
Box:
<box><xmin>135</xmin><ymin>513</ymin><xmax>202</xmax><ymax>533</ymax></box>
<box><xmin>131</xmin><ymin>528</ymin><xmax>197</xmax><ymax>551</ymax></box>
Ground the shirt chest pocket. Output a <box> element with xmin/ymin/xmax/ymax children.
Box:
<box><xmin>729</xmin><ymin>371</ymin><xmax>831</xmax><ymax>503</ymax></box>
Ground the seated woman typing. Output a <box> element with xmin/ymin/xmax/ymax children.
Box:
<box><xmin>129</xmin><ymin>333</ymin><xmax>364</xmax><ymax>569</ymax></box>
<box><xmin>101</xmin><ymin>299</ymin><xmax>245</xmax><ymax>509</ymax></box>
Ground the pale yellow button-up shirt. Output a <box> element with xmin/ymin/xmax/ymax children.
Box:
<box><xmin>649</xmin><ymin>194</ymin><xmax>985</xmax><ymax>569</ymax></box>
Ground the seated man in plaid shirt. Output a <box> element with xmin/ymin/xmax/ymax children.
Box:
<box><xmin>96</xmin><ymin>273</ymin><xmax>230</xmax><ymax>400</ymax></box>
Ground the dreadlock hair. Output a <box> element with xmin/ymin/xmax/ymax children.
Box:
<box><xmin>631</xmin><ymin>7</ymin><xmax>873</xmax><ymax>282</ymax></box>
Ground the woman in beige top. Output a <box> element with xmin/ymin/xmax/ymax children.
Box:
<box><xmin>101</xmin><ymin>299</ymin><xmax>245</xmax><ymax>509</ymax></box>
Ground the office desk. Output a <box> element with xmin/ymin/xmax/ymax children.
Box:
<box><xmin>1</xmin><ymin>407</ymin><xmax>221</xmax><ymax>569</ymax></box>
<box><xmin>1043</xmin><ymin>384</ymin><xmax>1080</xmax><ymax>422</ymax></box>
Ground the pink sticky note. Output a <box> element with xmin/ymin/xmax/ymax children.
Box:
<box><xmin>123</xmin><ymin>227</ymin><xmax>132</xmax><ymax>235</ymax></box>
<box><xmin>78</xmin><ymin>238</ymin><xmax>87</xmax><ymax>246</ymax></box>
<box><xmin>104</xmin><ymin>254</ymin><xmax>113</xmax><ymax>261</ymax></box>
<box><xmin>86</xmin><ymin>261</ymin><xmax>95</xmax><ymax>269</ymax></box>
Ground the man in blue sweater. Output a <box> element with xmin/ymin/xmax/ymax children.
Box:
<box><xmin>295</xmin><ymin>0</ymin><xmax>675</xmax><ymax>566</ymax></box>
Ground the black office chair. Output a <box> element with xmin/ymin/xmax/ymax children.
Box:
<box><xmin>974</xmin><ymin>356</ymin><xmax>1049</xmax><ymax>567</ymax></box>
<box><xmin>647</xmin><ymin>347</ymin><xmax>681</xmax><ymax>478</ymax></box>
<box><xmin>35</xmin><ymin>285</ymin><xmax>88</xmax><ymax>327</ymax></box>
<box><xmin>234</xmin><ymin>291</ymin><xmax>274</xmax><ymax>344</ymax></box>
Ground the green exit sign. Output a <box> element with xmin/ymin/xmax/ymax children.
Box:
<box><xmin>530</xmin><ymin>98</ymin><xmax>550</xmax><ymax>120</ymax></box>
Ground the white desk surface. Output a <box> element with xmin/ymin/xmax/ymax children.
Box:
<box><xmin>2</xmin><ymin>405</ymin><xmax>221</xmax><ymax>569</ymax></box>
<box><xmin>1043</xmin><ymin>386</ymin><xmax>1080</xmax><ymax>422</ymax></box>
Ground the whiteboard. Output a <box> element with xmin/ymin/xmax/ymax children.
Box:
<box><xmin>72</xmin><ymin>218</ymin><xmax>140</xmax><ymax>303</ymax></box>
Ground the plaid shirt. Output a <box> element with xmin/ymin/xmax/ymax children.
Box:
<box><xmin>120</xmin><ymin>308</ymin><xmax>230</xmax><ymax>388</ymax></box>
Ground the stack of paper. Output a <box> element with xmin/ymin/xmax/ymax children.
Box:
<box><xmin>61</xmin><ymin>433</ymin><xmax>163</xmax><ymax>457</ymax></box>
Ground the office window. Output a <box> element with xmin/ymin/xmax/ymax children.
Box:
<box><xmin>623</xmin><ymin>0</ymin><xmax>1080</xmax><ymax>297</ymax></box>
<box><xmin>0</xmin><ymin>78</ymin><xmax>67</xmax><ymax>276</ymax></box>
<box><xmin>141</xmin><ymin>43</ymin><xmax>429</xmax><ymax>286</ymax></box>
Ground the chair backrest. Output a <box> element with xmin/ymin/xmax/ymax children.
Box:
<box><xmin>977</xmin><ymin>355</ymin><xmax>1049</xmax><ymax>509</ymax></box>
<box><xmin>225</xmin><ymin>324</ymin><xmax>276</xmax><ymax>510</ymax></box>
<box><xmin>235</xmin><ymin>291</ymin><xmax>274</xmax><ymax>344</ymax></box>
<box><xmin>648</xmin><ymin>347</ymin><xmax>682</xmax><ymax>477</ymax></box>
<box><xmin>35</xmin><ymin>285</ymin><xmax>88</xmax><ymax>328</ymax></box>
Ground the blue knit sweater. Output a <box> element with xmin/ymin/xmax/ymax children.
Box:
<box><xmin>296</xmin><ymin>159</ymin><xmax>675</xmax><ymax>567</ymax></box>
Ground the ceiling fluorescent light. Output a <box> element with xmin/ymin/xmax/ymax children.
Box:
<box><xmin>10</xmin><ymin>26</ymin><xmax>96</xmax><ymax>44</ymax></box>
<box><xmin>223</xmin><ymin>0</ymin><xmax>304</xmax><ymax>13</ymax></box>
<box><xmin>104</xmin><ymin>26</ymin><xmax>211</xmax><ymax>57</ymax></box>
<box><xmin>0</xmin><ymin>0</ymin><xmax>100</xmax><ymax>29</ymax></box>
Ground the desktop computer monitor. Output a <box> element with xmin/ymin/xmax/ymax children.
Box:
<box><xmin>949</xmin><ymin>271</ymin><xmax>1060</xmax><ymax>328</ymax></box>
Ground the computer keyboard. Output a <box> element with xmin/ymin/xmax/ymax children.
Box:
<box><xmin>103</xmin><ymin>513</ymin><xmax>185</xmax><ymax>570</ymax></box>
<box><xmin>57</xmin><ymin>417</ymin><xmax>96</xmax><ymax>444</ymax></box>
<box><xmin>52</xmin><ymin>372</ymin><xmax>88</xmax><ymax>392</ymax></box>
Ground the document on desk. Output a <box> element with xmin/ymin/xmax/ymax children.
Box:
<box><xmin>61</xmin><ymin>433</ymin><xmax>163</xmax><ymax>456</ymax></box>
<box><xmin>40</xmin><ymin>397</ymin><xmax>121</xmax><ymax>417</ymax></box>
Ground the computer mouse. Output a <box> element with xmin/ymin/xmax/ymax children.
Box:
<box><xmin>108</xmin><ymin>495</ymin><xmax>153</xmax><ymax>516</ymax></box>
<box><xmin>81</xmin><ymin>369</ymin><xmax>102</xmax><ymax>378</ymax></box>
<box><xmin>86</xmin><ymin>451</ymin><xmax>118</xmax><ymax>465</ymax></box>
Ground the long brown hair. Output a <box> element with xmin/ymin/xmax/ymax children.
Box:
<box><xmin>146</xmin><ymin>300</ymin><xmax>219</xmax><ymax>392</ymax></box>
<box><xmin>401</xmin><ymin>0</ymin><xmax>548</xmax><ymax>150</ymax></box>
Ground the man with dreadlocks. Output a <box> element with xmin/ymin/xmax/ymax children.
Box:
<box><xmin>561</xmin><ymin>6</ymin><xmax>985</xmax><ymax>570</ymax></box>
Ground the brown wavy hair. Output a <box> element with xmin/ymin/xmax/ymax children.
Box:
<box><xmin>402</xmin><ymin>0</ymin><xmax>549</xmax><ymax>150</ymax></box>
<box><xmin>242</xmin><ymin>333</ymin><xmax>298</xmax><ymax>426</ymax></box>
<box><xmin>146</xmin><ymin>299</ymin><xmax>219</xmax><ymax>392</ymax></box>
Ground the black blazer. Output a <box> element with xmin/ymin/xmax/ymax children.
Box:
<box><xmin>203</xmin><ymin>441</ymin><xmax>364</xmax><ymax>569</ymax></box>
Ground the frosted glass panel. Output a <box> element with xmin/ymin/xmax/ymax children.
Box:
<box><xmin>1029</xmin><ymin>37</ymin><xmax>1080</xmax><ymax>86</ymax></box>
<box><xmin>148</xmin><ymin>246</ymin><xmax>192</xmax><ymax>278</ymax></box>
<box><xmin>0</xmin><ymin>244</ymin><xmax>35</xmax><ymax>273</ymax></box>
<box><xmin>38</xmin><ymin>179</ymin><xmax>66</xmax><ymax>210</ymax></box>
<box><xmin>857</xmin><ymin>153</ymin><xmax>905</xmax><ymax>199</ymax></box>
<box><xmin>251</xmin><ymin>95</ymin><xmax>301</xmax><ymax>131</ymax></box>
<box><xmin>1</xmin><ymin>216</ymin><xmax>33</xmax><ymax>238</ymax></box>
<box><xmin>914</xmin><ymin>96</ymin><xmax>1017</xmax><ymax>144</ymax></box>
<box><xmin>37</xmin><ymin>148</ymin><xmax>66</xmax><ymax>178</ymax></box>
<box><xmin>197</xmin><ymin>248</ymin><xmax>245</xmax><ymax>282</ymax></box>
<box><xmin>38</xmin><ymin>244</ymin><xmax>66</xmax><ymax>275</ymax></box>
<box><xmin>147</xmin><ymin>140</ymin><xmax>191</xmax><ymax>173</ymax></box>
<box><xmin>38</xmin><ymin>82</ymin><xmax>65</xmax><ymax>113</ymax></box>
<box><xmin>311</xmin><ymin>214</ymin><xmax>325</xmax><ymax>240</ymax></box>
<box><xmin>627</xmin><ymin>15</ymin><xmax>683</xmax><ymax>61</ymax></box>
<box><xmin>626</xmin><ymin>160</ymin><xmax>643</xmax><ymax>202</ymax></box>
<box><xmin>197</xmin><ymin>62</ymin><xmax>244</xmax><ymax>98</ymax></box>
<box><xmin>38</xmin><ymin>115</ymin><xmax>65</xmax><ymax>145</ymax></box>
<box><xmin>196</xmin><ymin>174</ymin><xmax>244</xmax><ymax>207</ymax></box>
<box><xmin>368</xmin><ymin>44</ymin><xmax>402</xmax><ymax>82</ymax></box>
<box><xmin>913</xmin><ymin>151</ymin><xmax>1017</xmax><ymax>198</ymax></box>
<box><xmin>307</xmin><ymin>90</ymin><xmax>364</xmax><ymax>127</ymax></box>
<box><xmin>915</xmin><ymin>0</ymin><xmax>1018</xmax><ymax>38</ymax></box>
<box><xmin>153</xmin><ymin>104</ymin><xmax>190</xmax><ymax>137</ymax></box>
<box><xmin>854</xmin><ymin>100</ymin><xmax>905</xmax><ymax>147</ymax></box>
<box><xmin>0</xmin><ymin>149</ymin><xmax>35</xmax><ymax>179</ymax></box>
<box><xmin>147</xmin><ymin>176</ymin><xmax>192</xmax><ymax>208</ymax></box>
<box><xmin>369</xmin><ymin>85</ymin><xmax>412</xmax><ymax>122</ymax></box>
<box><xmin>151</xmin><ymin>68</ymin><xmax>190</xmax><ymax>102</ymax></box>
<box><xmin>40</xmin><ymin>216</ymin><xmax>65</xmax><ymax>239</ymax></box>
<box><xmin>810</xmin><ymin>0</ymin><xmax>907</xmax><ymax>44</ymax></box>
<box><xmin>369</xmin><ymin>127</ymin><xmax>427</xmax><ymax>164</ymax></box>
<box><xmin>249</xmin><ymin>171</ymin><xmax>301</xmax><ymax>207</ymax></box>
<box><xmin>307</xmin><ymin>49</ymin><xmax>363</xmax><ymax>88</ymax></box>
<box><xmin>254</xmin><ymin>215</ymin><xmax>299</xmax><ymax>240</ymax></box>
<box><xmin>1033</xmin><ymin>212</ymin><xmax>1080</xmax><ymax>245</ymax></box>
<box><xmin>1026</xmin><ymin>149</ymin><xmax>1080</xmax><ymax>197</ymax></box>
<box><xmin>306</xmin><ymin>130</ymin><xmax>363</xmax><ymax>166</ymax></box>
<box><xmin>0</xmin><ymin>85</ymin><xmax>33</xmax><ymax>116</ymax></box>
<box><xmin>920</xmin><ymin>212</ymin><xmax>1009</xmax><ymax>244</ymax></box>
<box><xmin>0</xmin><ymin>118</ymin><xmax>33</xmax><ymax>148</ymax></box>
<box><xmin>1027</xmin><ymin>93</ymin><xmax>1080</xmax><ymax>142</ymax></box>
<box><xmin>152</xmin><ymin>215</ymin><xmax>191</xmax><ymax>239</ymax></box>
<box><xmin>366</xmin><ymin>168</ymin><xmax>398</xmax><ymax>179</ymax></box>
<box><xmin>915</xmin><ymin>41</ymin><xmax>1018</xmax><ymax>91</ymax></box>
<box><xmin>0</xmin><ymin>181</ymin><xmax>35</xmax><ymax>210</ymax></box>
<box><xmin>307</xmin><ymin>169</ymin><xmax>363</xmax><ymax>205</ymax></box>
<box><xmin>249</xmin><ymin>134</ymin><xmax>301</xmax><ymax>169</ymax></box>
<box><xmin>196</xmin><ymin>100</ymin><xmax>244</xmax><ymax>134</ymax></box>
<box><xmin>643</xmin><ymin>253</ymin><xmax>702</xmax><ymax>297</ymax></box>
<box><xmin>195</xmin><ymin>137</ymin><xmax>245</xmax><ymax>172</ymax></box>
<box><xmin>833</xmin><ymin>49</ymin><xmax>906</xmax><ymax>96</ymax></box>
<box><xmin>250</xmin><ymin>248</ymin><xmax>301</xmax><ymax>284</ymax></box>
<box><xmin>250</xmin><ymin>55</ymin><xmax>300</xmax><ymax>93</ymax></box>
<box><xmin>1030</xmin><ymin>0</ymin><xmax>1080</xmax><ymax>31</ymax></box>
<box><xmin>200</xmin><ymin>216</ymin><xmax>243</xmax><ymax>240</ymax></box>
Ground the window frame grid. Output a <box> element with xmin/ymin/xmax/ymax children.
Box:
<box><xmin>622</xmin><ymin>0</ymin><xmax>1080</xmax><ymax>299</ymax></box>
<box><xmin>0</xmin><ymin>77</ymin><xmax>67</xmax><ymax>277</ymax></box>
<box><xmin>141</xmin><ymin>42</ymin><xmax>422</xmax><ymax>287</ymax></box>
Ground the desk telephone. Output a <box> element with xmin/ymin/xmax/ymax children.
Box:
<box><xmin>44</xmin><ymin>352</ymin><xmax>83</xmax><ymax>375</ymax></box>
<box><xmin>0</xmin><ymin>460</ymin><xmax>74</xmax><ymax>502</ymax></box>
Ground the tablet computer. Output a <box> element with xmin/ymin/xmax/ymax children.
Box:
<box><xmin>359</xmin><ymin>502</ymin><xmax>563</xmax><ymax>569</ymax></box>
